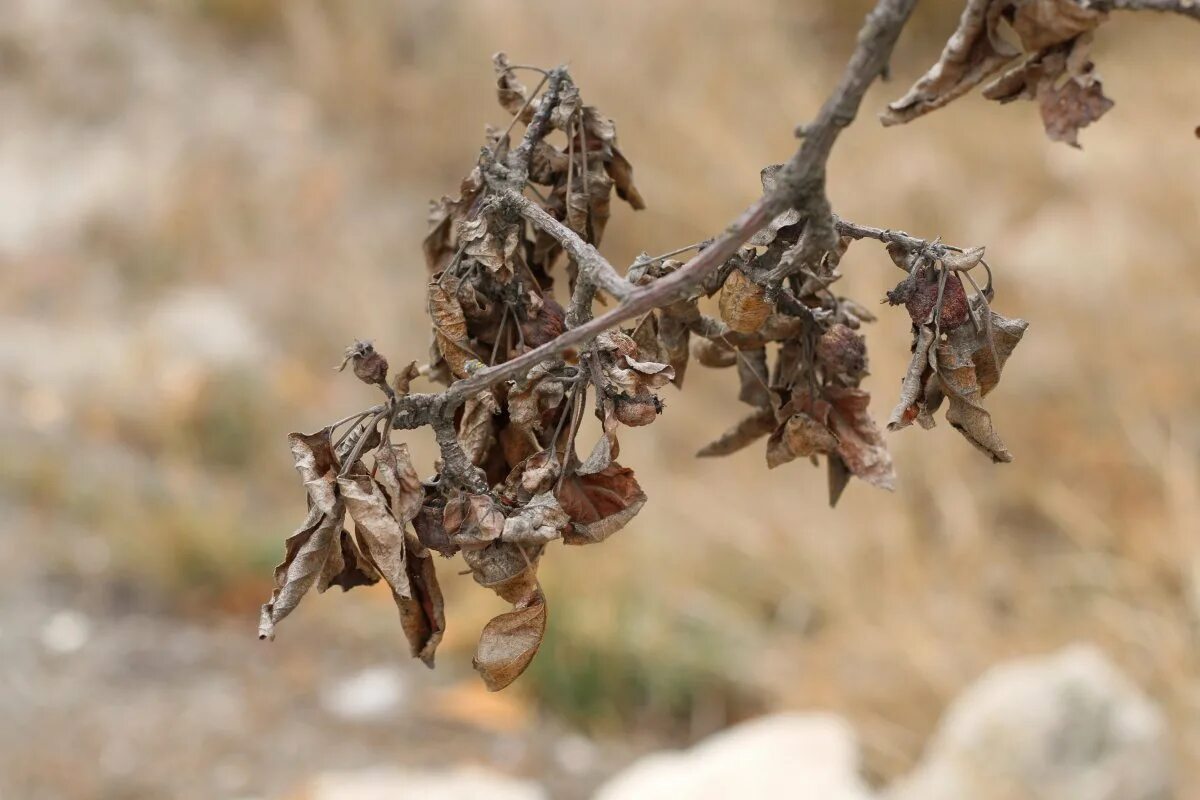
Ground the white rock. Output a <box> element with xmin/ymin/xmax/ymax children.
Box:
<box><xmin>596</xmin><ymin>712</ymin><xmax>876</xmax><ymax>800</ymax></box>
<box><xmin>40</xmin><ymin>609</ymin><xmax>90</xmax><ymax>654</ymax></box>
<box><xmin>319</xmin><ymin>666</ymin><xmax>408</xmax><ymax>722</ymax></box>
<box><xmin>887</xmin><ymin>644</ymin><xmax>1172</xmax><ymax>800</ymax></box>
<box><xmin>306</xmin><ymin>766</ymin><xmax>546</xmax><ymax>800</ymax></box>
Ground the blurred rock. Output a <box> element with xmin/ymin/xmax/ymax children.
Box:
<box><xmin>40</xmin><ymin>609</ymin><xmax>90</xmax><ymax>655</ymax></box>
<box><xmin>595</xmin><ymin>712</ymin><xmax>875</xmax><ymax>800</ymax></box>
<box><xmin>304</xmin><ymin>766</ymin><xmax>547</xmax><ymax>800</ymax></box>
<box><xmin>887</xmin><ymin>645</ymin><xmax>1172</xmax><ymax>800</ymax></box>
<box><xmin>319</xmin><ymin>666</ymin><xmax>408</xmax><ymax>722</ymax></box>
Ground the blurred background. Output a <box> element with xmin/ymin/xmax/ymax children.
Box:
<box><xmin>1</xmin><ymin>0</ymin><xmax>1197</xmax><ymax>797</ymax></box>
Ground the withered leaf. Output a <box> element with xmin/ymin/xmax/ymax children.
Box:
<box><xmin>500</xmin><ymin>450</ymin><xmax>561</xmax><ymax>504</ymax></box>
<box><xmin>932</xmin><ymin>304</ymin><xmax>1028</xmax><ymax>461</ymax></box>
<box><xmin>828</xmin><ymin>453</ymin><xmax>852</xmax><ymax>508</ymax></box>
<box><xmin>289</xmin><ymin>429</ymin><xmax>339</xmax><ymax>515</ymax></box>
<box><xmin>737</xmin><ymin>347</ymin><xmax>771</xmax><ymax>410</ymax></box>
<box><xmin>1009</xmin><ymin>0</ymin><xmax>1106</xmax><ymax>52</ymax></box>
<box><xmin>458</xmin><ymin>393</ymin><xmax>499</xmax><ymax>467</ymax></box>
<box><xmin>1038</xmin><ymin>70</ymin><xmax>1113</xmax><ymax>148</ymax></box>
<box><xmin>397</xmin><ymin>533</ymin><xmax>445</xmax><ymax>667</ymax></box>
<box><xmin>338</xmin><ymin>472</ymin><xmax>412</xmax><ymax>600</ymax></box>
<box><xmin>826</xmin><ymin>387</ymin><xmax>896</xmax><ymax>491</ymax></box>
<box><xmin>750</xmin><ymin>164</ymin><xmax>802</xmax><ymax>247</ymax></box>
<box><xmin>565</xmin><ymin>163</ymin><xmax>614</xmax><ymax>244</ymax></box>
<box><xmin>424</xmin><ymin>170</ymin><xmax>483</xmax><ymax>272</ymax></box>
<box><xmin>502</xmin><ymin>492</ymin><xmax>570</xmax><ymax>546</ymax></box>
<box><xmin>983</xmin><ymin>35</ymin><xmax>1113</xmax><ymax>147</ymax></box>
<box><xmin>578</xmin><ymin>403</ymin><xmax>619</xmax><ymax>475</ymax></box>
<box><xmin>881</xmin><ymin>0</ymin><xmax>1019</xmax><ymax>125</ymax></box>
<box><xmin>443</xmin><ymin>493</ymin><xmax>506</xmax><ymax>550</ymax></box>
<box><xmin>460</xmin><ymin>212</ymin><xmax>519</xmax><ymax>283</ymax></box>
<box><xmin>428</xmin><ymin>279</ymin><xmax>474</xmax><ymax>379</ymax></box>
<box><xmin>557</xmin><ymin>462</ymin><xmax>647</xmax><ymax>545</ymax></box>
<box><xmin>473</xmin><ymin>595</ymin><xmax>547</xmax><ymax>692</ymax></box>
<box><xmin>374</xmin><ymin>442</ymin><xmax>424</xmax><ymax>526</ymax></box>
<box><xmin>319</xmin><ymin>528</ymin><xmax>381</xmax><ymax>593</ymax></box>
<box><xmin>413</xmin><ymin>501</ymin><xmax>458</xmax><ymax>556</ymax></box>
<box><xmin>766</xmin><ymin>412</ymin><xmax>840</xmax><ymax>469</ymax></box>
<box><xmin>462</xmin><ymin>541</ymin><xmax>543</xmax><ymax>605</ymax></box>
<box><xmin>492</xmin><ymin>52</ymin><xmax>529</xmax><ymax>119</ymax></box>
<box><xmin>719</xmin><ymin>268</ymin><xmax>772</xmax><ymax>334</ymax></box>
<box><xmin>697</xmin><ymin>407</ymin><xmax>776</xmax><ymax>457</ymax></box>
<box><xmin>580</xmin><ymin>105</ymin><xmax>645</xmax><ymax>211</ymax></box>
<box><xmin>630</xmin><ymin>313</ymin><xmax>668</xmax><ymax>366</ymax></box>
<box><xmin>937</xmin><ymin>340</ymin><xmax>1012</xmax><ymax>462</ymax></box>
<box><xmin>694</xmin><ymin>338</ymin><xmax>739</xmax><ymax>368</ymax></box>
<box><xmin>507</xmin><ymin>361</ymin><xmax>568</xmax><ymax>438</ymax></box>
<box><xmin>889</xmin><ymin>325</ymin><xmax>937</xmax><ymax>431</ymax></box>
<box><xmin>259</xmin><ymin>504</ymin><xmax>342</xmax><ymax>640</ymax></box>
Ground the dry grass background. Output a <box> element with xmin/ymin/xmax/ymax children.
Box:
<box><xmin>2</xmin><ymin>0</ymin><xmax>1199</xmax><ymax>794</ymax></box>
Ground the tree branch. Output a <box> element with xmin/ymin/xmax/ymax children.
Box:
<box><xmin>1086</xmin><ymin>0</ymin><xmax>1200</xmax><ymax>20</ymax></box>
<box><xmin>408</xmin><ymin>0</ymin><xmax>918</xmax><ymax>412</ymax></box>
<box><xmin>504</xmin><ymin>189</ymin><xmax>632</xmax><ymax>301</ymax></box>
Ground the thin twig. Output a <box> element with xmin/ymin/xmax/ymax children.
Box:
<box><xmin>378</xmin><ymin>0</ymin><xmax>918</xmax><ymax>426</ymax></box>
<box><xmin>631</xmin><ymin>241</ymin><xmax>708</xmax><ymax>268</ymax></box>
<box><xmin>1086</xmin><ymin>0</ymin><xmax>1200</xmax><ymax>20</ymax></box>
<box><xmin>495</xmin><ymin>72</ymin><xmax>550</xmax><ymax>155</ymax></box>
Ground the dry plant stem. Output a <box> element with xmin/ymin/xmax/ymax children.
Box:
<box><xmin>507</xmin><ymin>67</ymin><xmax>567</xmax><ymax>185</ymax></box>
<box><xmin>384</xmin><ymin>0</ymin><xmax>920</xmax><ymax>428</ymax></box>
<box><xmin>1086</xmin><ymin>0</ymin><xmax>1200</xmax><ymax>20</ymax></box>
<box><xmin>507</xmin><ymin>190</ymin><xmax>631</xmax><ymax>301</ymax></box>
<box><xmin>768</xmin><ymin>0</ymin><xmax>921</xmax><ymax>281</ymax></box>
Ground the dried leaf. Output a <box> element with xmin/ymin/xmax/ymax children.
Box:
<box><xmin>766</xmin><ymin>412</ymin><xmax>840</xmax><ymax>469</ymax></box>
<box><xmin>557</xmin><ymin>462</ymin><xmax>647</xmax><ymax>545</ymax></box>
<box><xmin>816</xmin><ymin>324</ymin><xmax>868</xmax><ymax>385</ymax></box>
<box><xmin>502</xmin><ymin>492</ymin><xmax>570</xmax><ymax>546</ymax></box>
<box><xmin>1010</xmin><ymin>0</ymin><xmax>1106</xmax><ymax>52</ymax></box>
<box><xmin>719</xmin><ymin>268</ymin><xmax>772</xmax><ymax>334</ymax></box>
<box><xmin>697</xmin><ymin>407</ymin><xmax>776</xmax><ymax>457</ymax></box>
<box><xmin>429</xmin><ymin>279</ymin><xmax>474</xmax><ymax>379</ymax></box>
<box><xmin>578</xmin><ymin>403</ymin><xmax>620</xmax><ymax>475</ymax></box>
<box><xmin>338</xmin><ymin>472</ymin><xmax>413</xmax><ymax>599</ymax></box>
<box><xmin>694</xmin><ymin>338</ymin><xmax>738</xmax><ymax>368</ymax></box>
<box><xmin>319</xmin><ymin>528</ymin><xmax>381</xmax><ymax>593</ymax></box>
<box><xmin>507</xmin><ymin>361</ymin><xmax>568</xmax><ymax>439</ymax></box>
<box><xmin>882</xmin><ymin>0</ymin><xmax>1019</xmax><ymax>125</ymax></box>
<box><xmin>500</xmin><ymin>450</ymin><xmax>562</xmax><ymax>504</ymax></box>
<box><xmin>424</xmin><ymin>169</ymin><xmax>483</xmax><ymax>272</ymax></box>
<box><xmin>458</xmin><ymin>393</ymin><xmax>499</xmax><ymax>467</ymax></box>
<box><xmin>751</xmin><ymin>165</ymin><xmax>802</xmax><ymax>246</ymax></box>
<box><xmin>889</xmin><ymin>325</ymin><xmax>937</xmax><ymax>431</ymax></box>
<box><xmin>1038</xmin><ymin>69</ymin><xmax>1113</xmax><ymax>147</ymax></box>
<box><xmin>580</xmin><ymin>105</ymin><xmax>644</xmax><ymax>211</ymax></box>
<box><xmin>460</xmin><ymin>212</ymin><xmax>520</xmax><ymax>283</ymax></box>
<box><xmin>937</xmin><ymin>341</ymin><xmax>1013</xmax><ymax>462</ymax></box>
<box><xmin>737</xmin><ymin>347</ymin><xmax>771</xmax><ymax>409</ymax></box>
<box><xmin>289</xmin><ymin>429</ymin><xmax>339</xmax><ymax>515</ymax></box>
<box><xmin>413</xmin><ymin>501</ymin><xmax>458</xmax><ymax>556</ymax></box>
<box><xmin>259</xmin><ymin>503</ymin><xmax>343</xmax><ymax>639</ymax></box>
<box><xmin>374</xmin><ymin>443</ymin><xmax>424</xmax><ymax>526</ymax></box>
<box><xmin>443</xmin><ymin>493</ymin><xmax>506</xmax><ymax>550</ymax></box>
<box><xmin>983</xmin><ymin>35</ymin><xmax>1113</xmax><ymax>147</ymax></box>
<box><xmin>397</xmin><ymin>533</ymin><xmax>445</xmax><ymax>666</ymax></box>
<box><xmin>826</xmin><ymin>387</ymin><xmax>896</xmax><ymax>491</ymax></box>
<box><xmin>932</xmin><ymin>304</ymin><xmax>1028</xmax><ymax>461</ymax></box>
<box><xmin>463</xmin><ymin>541</ymin><xmax>543</xmax><ymax>605</ymax></box>
<box><xmin>473</xmin><ymin>595</ymin><xmax>547</xmax><ymax>692</ymax></box>
<box><xmin>492</xmin><ymin>52</ymin><xmax>529</xmax><ymax>118</ymax></box>
<box><xmin>827</xmin><ymin>453</ymin><xmax>852</xmax><ymax>508</ymax></box>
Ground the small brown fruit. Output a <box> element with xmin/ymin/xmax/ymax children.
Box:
<box><xmin>719</xmin><ymin>268</ymin><xmax>772</xmax><ymax>333</ymax></box>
